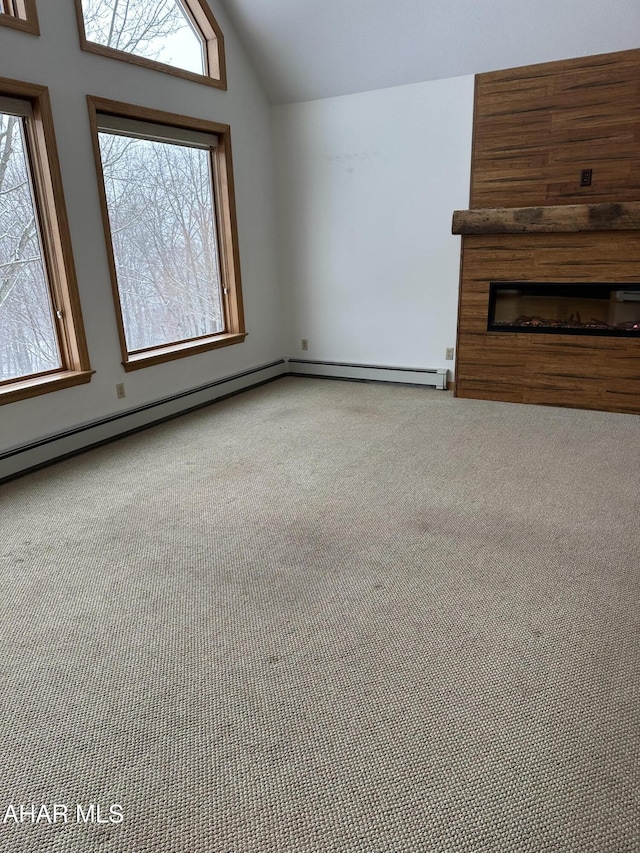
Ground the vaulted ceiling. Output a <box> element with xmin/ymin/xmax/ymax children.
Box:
<box><xmin>219</xmin><ymin>0</ymin><xmax>640</xmax><ymax>104</ymax></box>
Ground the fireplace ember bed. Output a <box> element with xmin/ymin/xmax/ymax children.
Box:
<box><xmin>488</xmin><ymin>282</ymin><xmax>640</xmax><ymax>336</ymax></box>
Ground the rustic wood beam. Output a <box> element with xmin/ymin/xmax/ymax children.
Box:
<box><xmin>452</xmin><ymin>202</ymin><xmax>640</xmax><ymax>235</ymax></box>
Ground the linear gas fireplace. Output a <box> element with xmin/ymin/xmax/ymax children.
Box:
<box><xmin>488</xmin><ymin>282</ymin><xmax>640</xmax><ymax>336</ymax></box>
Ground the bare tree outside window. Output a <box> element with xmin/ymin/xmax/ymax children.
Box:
<box><xmin>0</xmin><ymin>112</ymin><xmax>61</xmax><ymax>382</ymax></box>
<box><xmin>80</xmin><ymin>0</ymin><xmax>205</xmax><ymax>75</ymax></box>
<box><xmin>98</xmin><ymin>130</ymin><xmax>224</xmax><ymax>353</ymax></box>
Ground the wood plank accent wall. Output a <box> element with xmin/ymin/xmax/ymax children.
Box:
<box><xmin>471</xmin><ymin>48</ymin><xmax>640</xmax><ymax>208</ymax></box>
<box><xmin>455</xmin><ymin>48</ymin><xmax>640</xmax><ymax>414</ymax></box>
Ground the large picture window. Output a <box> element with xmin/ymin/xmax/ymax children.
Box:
<box><xmin>75</xmin><ymin>0</ymin><xmax>226</xmax><ymax>88</ymax></box>
<box><xmin>88</xmin><ymin>98</ymin><xmax>245</xmax><ymax>370</ymax></box>
<box><xmin>0</xmin><ymin>101</ymin><xmax>59</xmax><ymax>379</ymax></box>
<box><xmin>0</xmin><ymin>80</ymin><xmax>92</xmax><ymax>404</ymax></box>
<box><xmin>0</xmin><ymin>0</ymin><xmax>39</xmax><ymax>34</ymax></box>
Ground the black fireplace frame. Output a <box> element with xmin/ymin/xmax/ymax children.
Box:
<box><xmin>487</xmin><ymin>281</ymin><xmax>640</xmax><ymax>337</ymax></box>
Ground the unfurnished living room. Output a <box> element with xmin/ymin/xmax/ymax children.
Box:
<box><xmin>1</xmin><ymin>1</ymin><xmax>639</xmax><ymax>851</ymax></box>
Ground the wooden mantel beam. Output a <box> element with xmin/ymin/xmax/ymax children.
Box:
<box><xmin>452</xmin><ymin>201</ymin><xmax>640</xmax><ymax>235</ymax></box>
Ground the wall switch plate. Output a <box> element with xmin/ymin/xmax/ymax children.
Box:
<box><xmin>116</xmin><ymin>383</ymin><xmax>126</xmax><ymax>399</ymax></box>
<box><xmin>445</xmin><ymin>347</ymin><xmax>455</xmax><ymax>360</ymax></box>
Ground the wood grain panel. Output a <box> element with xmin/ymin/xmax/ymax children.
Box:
<box><xmin>471</xmin><ymin>48</ymin><xmax>640</xmax><ymax>209</ymax></box>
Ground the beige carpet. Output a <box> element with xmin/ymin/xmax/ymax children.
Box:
<box><xmin>1</xmin><ymin>376</ymin><xmax>639</xmax><ymax>852</ymax></box>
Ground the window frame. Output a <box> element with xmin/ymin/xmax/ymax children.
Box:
<box><xmin>74</xmin><ymin>0</ymin><xmax>226</xmax><ymax>90</ymax></box>
<box><xmin>0</xmin><ymin>0</ymin><xmax>39</xmax><ymax>34</ymax></box>
<box><xmin>0</xmin><ymin>77</ymin><xmax>92</xmax><ymax>405</ymax></box>
<box><xmin>87</xmin><ymin>96</ymin><xmax>245</xmax><ymax>372</ymax></box>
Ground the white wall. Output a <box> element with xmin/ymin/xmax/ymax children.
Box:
<box><xmin>273</xmin><ymin>76</ymin><xmax>474</xmax><ymax>369</ymax></box>
<box><xmin>0</xmin><ymin>0</ymin><xmax>284</xmax><ymax>470</ymax></box>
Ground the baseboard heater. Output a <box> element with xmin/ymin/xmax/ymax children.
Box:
<box><xmin>287</xmin><ymin>359</ymin><xmax>449</xmax><ymax>389</ymax></box>
<box><xmin>1</xmin><ymin>359</ymin><xmax>287</xmax><ymax>483</ymax></box>
<box><xmin>2</xmin><ymin>358</ymin><xmax>448</xmax><ymax>482</ymax></box>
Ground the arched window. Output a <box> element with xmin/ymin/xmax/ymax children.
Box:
<box><xmin>75</xmin><ymin>0</ymin><xmax>226</xmax><ymax>88</ymax></box>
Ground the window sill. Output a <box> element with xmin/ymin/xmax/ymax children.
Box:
<box><xmin>0</xmin><ymin>369</ymin><xmax>94</xmax><ymax>405</ymax></box>
<box><xmin>123</xmin><ymin>332</ymin><xmax>247</xmax><ymax>371</ymax></box>
<box><xmin>78</xmin><ymin>42</ymin><xmax>226</xmax><ymax>89</ymax></box>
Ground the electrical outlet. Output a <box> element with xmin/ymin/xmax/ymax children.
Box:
<box><xmin>445</xmin><ymin>347</ymin><xmax>455</xmax><ymax>360</ymax></box>
<box><xmin>301</xmin><ymin>339</ymin><xmax>308</xmax><ymax>351</ymax></box>
<box><xmin>116</xmin><ymin>383</ymin><xmax>126</xmax><ymax>399</ymax></box>
<box><xmin>580</xmin><ymin>168</ymin><xmax>592</xmax><ymax>186</ymax></box>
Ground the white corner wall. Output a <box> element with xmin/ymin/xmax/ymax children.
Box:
<box><xmin>274</xmin><ymin>75</ymin><xmax>475</xmax><ymax>370</ymax></box>
<box><xmin>0</xmin><ymin>0</ymin><xmax>284</xmax><ymax>478</ymax></box>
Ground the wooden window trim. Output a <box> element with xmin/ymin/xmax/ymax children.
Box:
<box><xmin>86</xmin><ymin>96</ymin><xmax>245</xmax><ymax>372</ymax></box>
<box><xmin>1</xmin><ymin>371</ymin><xmax>94</xmax><ymax>405</ymax></box>
<box><xmin>73</xmin><ymin>0</ymin><xmax>226</xmax><ymax>90</ymax></box>
<box><xmin>0</xmin><ymin>77</ymin><xmax>93</xmax><ymax>406</ymax></box>
<box><xmin>0</xmin><ymin>0</ymin><xmax>39</xmax><ymax>34</ymax></box>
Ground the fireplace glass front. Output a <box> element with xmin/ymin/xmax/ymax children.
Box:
<box><xmin>488</xmin><ymin>282</ymin><xmax>640</xmax><ymax>336</ymax></box>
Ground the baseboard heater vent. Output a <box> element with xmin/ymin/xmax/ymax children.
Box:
<box><xmin>287</xmin><ymin>359</ymin><xmax>448</xmax><ymax>389</ymax></box>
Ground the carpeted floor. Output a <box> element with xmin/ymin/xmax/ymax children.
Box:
<box><xmin>1</xmin><ymin>376</ymin><xmax>639</xmax><ymax>852</ymax></box>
